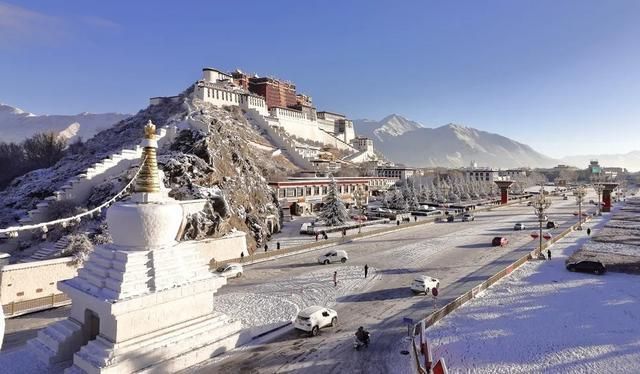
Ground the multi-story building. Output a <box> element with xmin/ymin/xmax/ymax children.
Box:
<box><xmin>248</xmin><ymin>76</ymin><xmax>297</xmax><ymax>109</ymax></box>
<box><xmin>376</xmin><ymin>166</ymin><xmax>417</xmax><ymax>180</ymax></box>
<box><xmin>269</xmin><ymin>177</ymin><xmax>370</xmax><ymax>215</ymax></box>
<box><xmin>463</xmin><ymin>167</ymin><xmax>527</xmax><ymax>182</ymax></box>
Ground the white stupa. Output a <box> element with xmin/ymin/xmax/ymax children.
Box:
<box><xmin>29</xmin><ymin>121</ymin><xmax>247</xmax><ymax>373</ymax></box>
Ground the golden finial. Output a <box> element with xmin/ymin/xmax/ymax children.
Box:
<box><xmin>135</xmin><ymin>120</ymin><xmax>161</xmax><ymax>193</ymax></box>
<box><xmin>144</xmin><ymin>120</ymin><xmax>156</xmax><ymax>140</ymax></box>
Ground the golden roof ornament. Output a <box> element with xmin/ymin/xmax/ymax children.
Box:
<box><xmin>135</xmin><ymin>120</ymin><xmax>161</xmax><ymax>193</ymax></box>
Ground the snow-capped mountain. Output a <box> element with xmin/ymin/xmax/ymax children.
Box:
<box><xmin>0</xmin><ymin>103</ymin><xmax>130</xmax><ymax>143</ymax></box>
<box><xmin>354</xmin><ymin>114</ymin><xmax>424</xmax><ymax>142</ymax></box>
<box><xmin>354</xmin><ymin>115</ymin><xmax>556</xmax><ymax>168</ymax></box>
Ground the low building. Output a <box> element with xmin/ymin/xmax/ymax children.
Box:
<box><xmin>376</xmin><ymin>166</ymin><xmax>417</xmax><ymax>180</ymax></box>
<box><xmin>463</xmin><ymin>167</ymin><xmax>526</xmax><ymax>182</ymax></box>
<box><xmin>269</xmin><ymin>177</ymin><xmax>372</xmax><ymax>215</ymax></box>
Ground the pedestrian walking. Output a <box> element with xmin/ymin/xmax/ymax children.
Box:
<box><xmin>240</xmin><ymin>251</ymin><xmax>245</xmax><ymax>262</ymax></box>
<box><xmin>323</xmin><ymin>231</ymin><xmax>328</xmax><ymax>240</ymax></box>
<box><xmin>315</xmin><ymin>232</ymin><xmax>319</xmax><ymax>241</ymax></box>
<box><xmin>414</xmin><ymin>216</ymin><xmax>418</xmax><ymax>222</ymax></box>
<box><xmin>333</xmin><ymin>271</ymin><xmax>338</xmax><ymax>287</ymax></box>
<box><xmin>547</xmin><ymin>249</ymin><xmax>551</xmax><ymax>260</ymax></box>
<box><xmin>397</xmin><ymin>220</ymin><xmax>400</xmax><ymax>226</ymax></box>
<box><xmin>264</xmin><ymin>243</ymin><xmax>268</xmax><ymax>252</ymax></box>
<box><xmin>364</xmin><ymin>264</ymin><xmax>369</xmax><ymax>278</ymax></box>
<box><xmin>277</xmin><ymin>241</ymin><xmax>281</xmax><ymax>250</ymax></box>
<box><xmin>587</xmin><ymin>228</ymin><xmax>591</xmax><ymax>236</ymax></box>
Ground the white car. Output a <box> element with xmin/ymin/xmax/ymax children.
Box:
<box><xmin>514</xmin><ymin>223</ymin><xmax>526</xmax><ymax>231</ymax></box>
<box><xmin>410</xmin><ymin>275</ymin><xmax>440</xmax><ymax>295</ymax></box>
<box><xmin>317</xmin><ymin>249</ymin><xmax>348</xmax><ymax>264</ymax></box>
<box><xmin>216</xmin><ymin>263</ymin><xmax>243</xmax><ymax>279</ymax></box>
<box><xmin>462</xmin><ymin>214</ymin><xmax>475</xmax><ymax>222</ymax></box>
<box><xmin>294</xmin><ymin>306</ymin><xmax>338</xmax><ymax>336</ymax></box>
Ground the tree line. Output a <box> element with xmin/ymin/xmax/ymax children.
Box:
<box><xmin>0</xmin><ymin>132</ymin><xmax>68</xmax><ymax>189</ymax></box>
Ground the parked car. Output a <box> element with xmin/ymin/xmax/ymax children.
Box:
<box><xmin>410</xmin><ymin>275</ymin><xmax>440</xmax><ymax>295</ymax></box>
<box><xmin>514</xmin><ymin>223</ymin><xmax>526</xmax><ymax>231</ymax></box>
<box><xmin>461</xmin><ymin>214</ymin><xmax>475</xmax><ymax>222</ymax></box>
<box><xmin>492</xmin><ymin>237</ymin><xmax>509</xmax><ymax>247</ymax></box>
<box><xmin>294</xmin><ymin>306</ymin><xmax>338</xmax><ymax>336</ymax></box>
<box><xmin>351</xmin><ymin>214</ymin><xmax>368</xmax><ymax>221</ymax></box>
<box><xmin>317</xmin><ymin>249</ymin><xmax>349</xmax><ymax>264</ymax></box>
<box><xmin>563</xmin><ymin>196</ymin><xmax>568</xmax><ymax>200</ymax></box>
<box><xmin>446</xmin><ymin>215</ymin><xmax>455</xmax><ymax>222</ymax></box>
<box><xmin>566</xmin><ymin>260</ymin><xmax>606</xmax><ymax>275</ymax></box>
<box><xmin>546</xmin><ymin>221</ymin><xmax>557</xmax><ymax>229</ymax></box>
<box><xmin>215</xmin><ymin>263</ymin><xmax>243</xmax><ymax>279</ymax></box>
<box><xmin>527</xmin><ymin>201</ymin><xmax>533</xmax><ymax>206</ymax></box>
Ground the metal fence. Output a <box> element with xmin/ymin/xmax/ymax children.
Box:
<box><xmin>2</xmin><ymin>293</ymin><xmax>71</xmax><ymax>318</ymax></box>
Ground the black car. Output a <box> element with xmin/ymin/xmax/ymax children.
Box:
<box><xmin>566</xmin><ymin>260</ymin><xmax>606</xmax><ymax>275</ymax></box>
<box><xmin>446</xmin><ymin>215</ymin><xmax>455</xmax><ymax>222</ymax></box>
<box><xmin>546</xmin><ymin>221</ymin><xmax>556</xmax><ymax>229</ymax></box>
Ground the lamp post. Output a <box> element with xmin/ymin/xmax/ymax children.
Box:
<box><xmin>532</xmin><ymin>183</ymin><xmax>552</xmax><ymax>257</ymax></box>
<box><xmin>591</xmin><ymin>174</ymin><xmax>604</xmax><ymax>216</ymax></box>
<box><xmin>353</xmin><ymin>185</ymin><xmax>366</xmax><ymax>233</ymax></box>
<box><xmin>573</xmin><ymin>185</ymin><xmax>586</xmax><ymax>230</ymax></box>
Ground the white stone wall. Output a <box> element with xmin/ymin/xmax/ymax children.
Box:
<box><xmin>179</xmin><ymin>231</ymin><xmax>248</xmax><ymax>268</ymax></box>
<box><xmin>196</xmin><ymin>85</ymin><xmax>243</xmax><ymax>108</ymax></box>
<box><xmin>0</xmin><ymin>257</ymin><xmax>78</xmax><ymax>305</ymax></box>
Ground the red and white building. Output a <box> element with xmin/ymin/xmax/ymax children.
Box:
<box><xmin>269</xmin><ymin>177</ymin><xmax>395</xmax><ymax>215</ymax></box>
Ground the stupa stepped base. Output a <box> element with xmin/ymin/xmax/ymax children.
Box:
<box><xmin>64</xmin><ymin>312</ymin><xmax>246</xmax><ymax>374</ymax></box>
<box><xmin>28</xmin><ymin>319</ymin><xmax>84</xmax><ymax>365</ymax></box>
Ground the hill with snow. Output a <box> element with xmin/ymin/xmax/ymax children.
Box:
<box><xmin>354</xmin><ymin>115</ymin><xmax>556</xmax><ymax>168</ymax></box>
<box><xmin>0</xmin><ymin>103</ymin><xmax>130</xmax><ymax>143</ymax></box>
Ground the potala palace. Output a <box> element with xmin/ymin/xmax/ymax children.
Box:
<box><xmin>152</xmin><ymin>67</ymin><xmax>379</xmax><ymax>169</ymax></box>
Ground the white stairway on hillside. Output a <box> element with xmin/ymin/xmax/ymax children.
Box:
<box><xmin>26</xmin><ymin>237</ymin><xmax>71</xmax><ymax>262</ymax></box>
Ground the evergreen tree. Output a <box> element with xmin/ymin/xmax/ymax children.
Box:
<box><xmin>319</xmin><ymin>178</ymin><xmax>349</xmax><ymax>226</ymax></box>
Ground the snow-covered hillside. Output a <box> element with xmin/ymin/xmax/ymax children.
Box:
<box><xmin>0</xmin><ymin>103</ymin><xmax>129</xmax><ymax>143</ymax></box>
<box><xmin>355</xmin><ymin>114</ymin><xmax>556</xmax><ymax>168</ymax></box>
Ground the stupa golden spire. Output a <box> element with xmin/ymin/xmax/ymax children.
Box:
<box><xmin>135</xmin><ymin>120</ymin><xmax>161</xmax><ymax>193</ymax></box>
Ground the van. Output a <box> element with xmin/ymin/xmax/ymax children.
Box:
<box><xmin>410</xmin><ymin>275</ymin><xmax>440</xmax><ymax>295</ymax></box>
<box><xmin>317</xmin><ymin>250</ymin><xmax>349</xmax><ymax>264</ymax></box>
<box><xmin>294</xmin><ymin>306</ymin><xmax>338</xmax><ymax>336</ymax></box>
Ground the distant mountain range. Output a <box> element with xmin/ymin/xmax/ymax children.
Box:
<box><xmin>354</xmin><ymin>114</ymin><xmax>557</xmax><ymax>169</ymax></box>
<box><xmin>0</xmin><ymin>103</ymin><xmax>130</xmax><ymax>143</ymax></box>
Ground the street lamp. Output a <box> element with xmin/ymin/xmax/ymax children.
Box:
<box><xmin>573</xmin><ymin>185</ymin><xmax>586</xmax><ymax>230</ymax></box>
<box><xmin>532</xmin><ymin>183</ymin><xmax>552</xmax><ymax>257</ymax></box>
<box><xmin>591</xmin><ymin>174</ymin><xmax>604</xmax><ymax>216</ymax></box>
<box><xmin>353</xmin><ymin>186</ymin><xmax>366</xmax><ymax>233</ymax></box>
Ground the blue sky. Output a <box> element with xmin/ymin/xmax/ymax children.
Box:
<box><xmin>1</xmin><ymin>1</ymin><xmax>639</xmax><ymax>158</ymax></box>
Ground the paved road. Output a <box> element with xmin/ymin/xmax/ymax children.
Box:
<box><xmin>190</xmin><ymin>192</ymin><xmax>598</xmax><ymax>374</ymax></box>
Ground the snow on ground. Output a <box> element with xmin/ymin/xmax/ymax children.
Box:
<box><xmin>582</xmin><ymin>241</ymin><xmax>640</xmax><ymax>257</ymax></box>
<box><xmin>427</xmin><ymin>214</ymin><xmax>640</xmax><ymax>374</ymax></box>
<box><xmin>213</xmin><ymin>265</ymin><xmax>376</xmax><ymax>336</ymax></box>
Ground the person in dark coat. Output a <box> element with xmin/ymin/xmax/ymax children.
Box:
<box><xmin>364</xmin><ymin>264</ymin><xmax>369</xmax><ymax>278</ymax></box>
<box><xmin>264</xmin><ymin>243</ymin><xmax>268</xmax><ymax>252</ymax></box>
<box><xmin>333</xmin><ymin>271</ymin><xmax>338</xmax><ymax>287</ymax></box>
<box><xmin>315</xmin><ymin>232</ymin><xmax>319</xmax><ymax>241</ymax></box>
<box><xmin>277</xmin><ymin>241</ymin><xmax>281</xmax><ymax>250</ymax></box>
<box><xmin>240</xmin><ymin>251</ymin><xmax>245</xmax><ymax>262</ymax></box>
<box><xmin>547</xmin><ymin>249</ymin><xmax>551</xmax><ymax>260</ymax></box>
<box><xmin>587</xmin><ymin>228</ymin><xmax>591</xmax><ymax>236</ymax></box>
<box><xmin>397</xmin><ymin>220</ymin><xmax>400</xmax><ymax>226</ymax></box>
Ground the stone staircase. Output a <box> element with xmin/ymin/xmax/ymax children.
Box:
<box><xmin>19</xmin><ymin>127</ymin><xmax>177</xmax><ymax>226</ymax></box>
<box><xmin>28</xmin><ymin>318</ymin><xmax>84</xmax><ymax>366</ymax></box>
<box><xmin>244</xmin><ymin>109</ymin><xmax>314</xmax><ymax>169</ymax></box>
<box><xmin>26</xmin><ymin>236</ymin><xmax>71</xmax><ymax>262</ymax></box>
